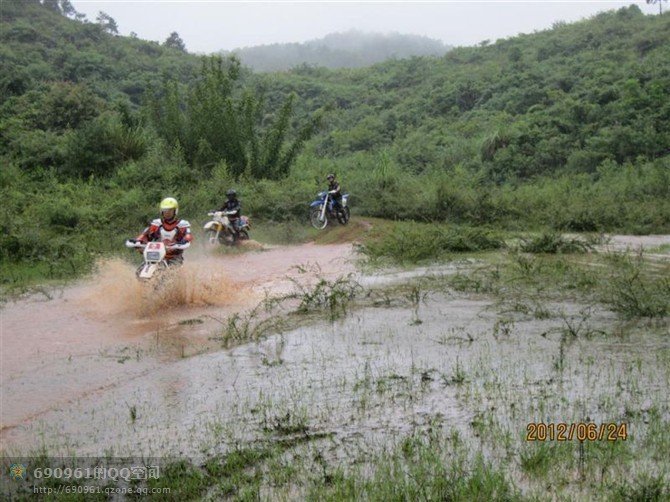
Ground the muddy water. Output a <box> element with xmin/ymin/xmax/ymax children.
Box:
<box><xmin>1</xmin><ymin>237</ymin><xmax>669</xmax><ymax>475</ymax></box>
<box><xmin>0</xmin><ymin>242</ymin><xmax>355</xmax><ymax>439</ymax></box>
<box><xmin>603</xmin><ymin>234</ymin><xmax>670</xmax><ymax>251</ymax></box>
<box><xmin>3</xmin><ymin>289</ymin><xmax>668</xmax><ymax>461</ymax></box>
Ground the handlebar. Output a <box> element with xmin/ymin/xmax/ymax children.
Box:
<box><xmin>125</xmin><ymin>239</ymin><xmax>191</xmax><ymax>250</ymax></box>
<box><xmin>125</xmin><ymin>239</ymin><xmax>144</xmax><ymax>248</ymax></box>
<box><xmin>168</xmin><ymin>242</ymin><xmax>191</xmax><ymax>250</ymax></box>
<box><xmin>208</xmin><ymin>210</ymin><xmax>238</xmax><ymax>216</ymax></box>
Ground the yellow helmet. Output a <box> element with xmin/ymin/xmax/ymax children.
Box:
<box><xmin>160</xmin><ymin>197</ymin><xmax>179</xmax><ymax>222</ymax></box>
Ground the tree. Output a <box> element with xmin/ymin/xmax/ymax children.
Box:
<box><xmin>40</xmin><ymin>0</ymin><xmax>75</xmax><ymax>16</ymax></box>
<box><xmin>646</xmin><ymin>0</ymin><xmax>667</xmax><ymax>15</ymax></box>
<box><xmin>96</xmin><ymin>11</ymin><xmax>118</xmax><ymax>35</ymax></box>
<box><xmin>59</xmin><ymin>0</ymin><xmax>75</xmax><ymax>16</ymax></box>
<box><xmin>164</xmin><ymin>32</ymin><xmax>186</xmax><ymax>52</ymax></box>
<box><xmin>144</xmin><ymin>55</ymin><xmax>325</xmax><ymax>179</ymax></box>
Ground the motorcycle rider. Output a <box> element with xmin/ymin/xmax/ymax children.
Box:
<box><xmin>326</xmin><ymin>173</ymin><xmax>344</xmax><ymax>213</ymax></box>
<box><xmin>133</xmin><ymin>197</ymin><xmax>192</xmax><ymax>264</ymax></box>
<box><xmin>218</xmin><ymin>189</ymin><xmax>241</xmax><ymax>236</ymax></box>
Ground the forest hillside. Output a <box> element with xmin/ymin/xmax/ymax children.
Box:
<box><xmin>1</xmin><ymin>1</ymin><xmax>669</xmax><ymax>287</ymax></box>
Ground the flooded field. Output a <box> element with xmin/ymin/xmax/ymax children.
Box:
<box><xmin>2</xmin><ymin>235</ymin><xmax>669</xmax><ymax>499</ymax></box>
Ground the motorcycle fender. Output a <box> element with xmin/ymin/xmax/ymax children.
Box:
<box><xmin>310</xmin><ymin>201</ymin><xmax>324</xmax><ymax>208</ymax></box>
<box><xmin>138</xmin><ymin>263</ymin><xmax>159</xmax><ymax>280</ymax></box>
<box><xmin>204</xmin><ymin>221</ymin><xmax>222</xmax><ymax>231</ymax></box>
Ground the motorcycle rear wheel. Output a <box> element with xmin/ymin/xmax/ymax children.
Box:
<box><xmin>310</xmin><ymin>208</ymin><xmax>328</xmax><ymax>229</ymax></box>
<box><xmin>222</xmin><ymin>231</ymin><xmax>236</xmax><ymax>246</ymax></box>
<box><xmin>238</xmin><ymin>230</ymin><xmax>250</xmax><ymax>240</ymax></box>
<box><xmin>337</xmin><ymin>207</ymin><xmax>350</xmax><ymax>225</ymax></box>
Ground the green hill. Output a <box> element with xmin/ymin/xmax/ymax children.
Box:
<box><xmin>1</xmin><ymin>1</ymin><xmax>669</xmax><ymax>286</ymax></box>
<box><xmin>0</xmin><ymin>1</ymin><xmax>202</xmax><ymax>104</ymax></box>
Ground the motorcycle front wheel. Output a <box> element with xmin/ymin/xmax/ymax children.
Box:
<box><xmin>135</xmin><ymin>261</ymin><xmax>169</xmax><ymax>281</ymax></box>
<box><xmin>310</xmin><ymin>208</ymin><xmax>328</xmax><ymax>229</ymax></box>
<box><xmin>205</xmin><ymin>230</ymin><xmax>220</xmax><ymax>246</ymax></box>
<box><xmin>206</xmin><ymin>229</ymin><xmax>236</xmax><ymax>246</ymax></box>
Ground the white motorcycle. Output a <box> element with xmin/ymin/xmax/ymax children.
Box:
<box><xmin>125</xmin><ymin>240</ymin><xmax>190</xmax><ymax>280</ymax></box>
<box><xmin>203</xmin><ymin>210</ymin><xmax>250</xmax><ymax>245</ymax></box>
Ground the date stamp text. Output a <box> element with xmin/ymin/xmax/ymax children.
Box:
<box><xmin>526</xmin><ymin>422</ymin><xmax>628</xmax><ymax>442</ymax></box>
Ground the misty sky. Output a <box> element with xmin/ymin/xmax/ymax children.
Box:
<box><xmin>70</xmin><ymin>1</ymin><xmax>658</xmax><ymax>54</ymax></box>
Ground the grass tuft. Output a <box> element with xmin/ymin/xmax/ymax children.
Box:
<box><xmin>602</xmin><ymin>252</ymin><xmax>670</xmax><ymax>318</ymax></box>
<box><xmin>360</xmin><ymin>222</ymin><xmax>505</xmax><ymax>264</ymax></box>
<box><xmin>519</xmin><ymin>232</ymin><xmax>593</xmax><ymax>254</ymax></box>
<box><xmin>285</xmin><ymin>274</ymin><xmax>364</xmax><ymax>321</ymax></box>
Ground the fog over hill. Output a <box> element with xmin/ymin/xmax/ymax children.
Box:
<box><xmin>220</xmin><ymin>29</ymin><xmax>452</xmax><ymax>72</ymax></box>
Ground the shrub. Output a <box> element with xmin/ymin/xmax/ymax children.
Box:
<box><xmin>360</xmin><ymin>222</ymin><xmax>505</xmax><ymax>264</ymax></box>
<box><xmin>520</xmin><ymin>232</ymin><xmax>592</xmax><ymax>254</ymax></box>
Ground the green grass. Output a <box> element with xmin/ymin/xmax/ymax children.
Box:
<box><xmin>519</xmin><ymin>232</ymin><xmax>593</xmax><ymax>254</ymax></box>
<box><xmin>308</xmin><ymin>431</ymin><xmax>519</xmax><ymax>501</ymax></box>
<box><xmin>250</xmin><ymin>219</ymin><xmax>317</xmax><ymax>245</ymax></box>
<box><xmin>285</xmin><ymin>274</ymin><xmax>364</xmax><ymax>321</ymax></box>
<box><xmin>359</xmin><ymin>221</ymin><xmax>505</xmax><ymax>264</ymax></box>
<box><xmin>601</xmin><ymin>252</ymin><xmax>670</xmax><ymax>318</ymax></box>
<box><xmin>0</xmin><ymin>260</ymin><xmax>85</xmax><ymax>301</ymax></box>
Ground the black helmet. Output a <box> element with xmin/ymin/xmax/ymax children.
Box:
<box><xmin>326</xmin><ymin>173</ymin><xmax>335</xmax><ymax>181</ymax></box>
<box><xmin>226</xmin><ymin>189</ymin><xmax>237</xmax><ymax>199</ymax></box>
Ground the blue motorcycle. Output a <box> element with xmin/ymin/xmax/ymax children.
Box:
<box><xmin>310</xmin><ymin>190</ymin><xmax>350</xmax><ymax>229</ymax></box>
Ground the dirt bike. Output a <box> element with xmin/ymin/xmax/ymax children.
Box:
<box><xmin>125</xmin><ymin>239</ymin><xmax>190</xmax><ymax>281</ymax></box>
<box><xmin>310</xmin><ymin>191</ymin><xmax>350</xmax><ymax>229</ymax></box>
<box><xmin>203</xmin><ymin>210</ymin><xmax>251</xmax><ymax>245</ymax></box>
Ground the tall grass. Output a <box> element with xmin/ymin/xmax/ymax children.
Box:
<box><xmin>5</xmin><ymin>147</ymin><xmax>670</xmax><ymax>291</ymax></box>
<box><xmin>601</xmin><ymin>251</ymin><xmax>670</xmax><ymax>318</ymax></box>
<box><xmin>308</xmin><ymin>430</ymin><xmax>519</xmax><ymax>501</ymax></box>
<box><xmin>360</xmin><ymin>222</ymin><xmax>505</xmax><ymax>264</ymax></box>
<box><xmin>519</xmin><ymin>232</ymin><xmax>593</xmax><ymax>254</ymax></box>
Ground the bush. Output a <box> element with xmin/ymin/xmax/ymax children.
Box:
<box><xmin>520</xmin><ymin>232</ymin><xmax>592</xmax><ymax>254</ymax></box>
<box><xmin>360</xmin><ymin>221</ymin><xmax>505</xmax><ymax>264</ymax></box>
<box><xmin>602</xmin><ymin>252</ymin><xmax>670</xmax><ymax>318</ymax></box>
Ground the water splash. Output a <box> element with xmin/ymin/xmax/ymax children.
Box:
<box><xmin>86</xmin><ymin>257</ymin><xmax>239</xmax><ymax>318</ymax></box>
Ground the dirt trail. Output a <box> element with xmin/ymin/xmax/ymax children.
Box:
<box><xmin>0</xmin><ymin>241</ymin><xmax>356</xmax><ymax>438</ymax></box>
